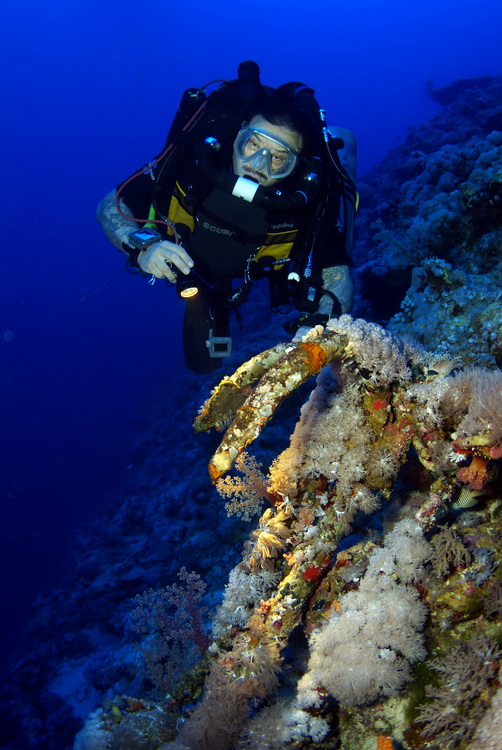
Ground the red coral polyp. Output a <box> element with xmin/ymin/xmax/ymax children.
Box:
<box><xmin>490</xmin><ymin>443</ymin><xmax>502</xmax><ymax>459</ymax></box>
<box><xmin>372</xmin><ymin>398</ymin><xmax>389</xmax><ymax>410</ymax></box>
<box><xmin>303</xmin><ymin>566</ymin><xmax>323</xmax><ymax>581</ymax></box>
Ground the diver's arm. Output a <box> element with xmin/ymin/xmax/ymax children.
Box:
<box><xmin>96</xmin><ymin>190</ymin><xmax>138</xmax><ymax>251</ymax></box>
<box><xmin>318</xmin><ymin>265</ymin><xmax>354</xmax><ymax>316</ymax></box>
<box><xmin>292</xmin><ymin>265</ymin><xmax>353</xmax><ymax>341</ymax></box>
<box><xmin>96</xmin><ymin>189</ymin><xmax>194</xmax><ymax>281</ymax></box>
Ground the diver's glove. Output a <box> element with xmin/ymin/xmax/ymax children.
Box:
<box><xmin>291</xmin><ymin>313</ymin><xmax>331</xmax><ymax>342</ymax></box>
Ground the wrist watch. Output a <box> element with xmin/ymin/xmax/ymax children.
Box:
<box><xmin>123</xmin><ymin>228</ymin><xmax>164</xmax><ymax>262</ymax></box>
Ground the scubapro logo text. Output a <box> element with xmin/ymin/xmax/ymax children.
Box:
<box><xmin>202</xmin><ymin>222</ymin><xmax>235</xmax><ymax>237</ymax></box>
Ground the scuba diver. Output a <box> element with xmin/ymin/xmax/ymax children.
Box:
<box><xmin>97</xmin><ymin>61</ymin><xmax>357</xmax><ymax>373</ymax></box>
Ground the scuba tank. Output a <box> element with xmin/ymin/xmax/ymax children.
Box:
<box><xmin>327</xmin><ymin>125</ymin><xmax>357</xmax><ymax>259</ymax></box>
<box><xmin>163</xmin><ymin>88</ymin><xmax>208</xmax><ymax>147</ymax></box>
<box><xmin>287</xmin><ymin>122</ymin><xmax>358</xmax><ymax>314</ymax></box>
<box><xmin>329</xmin><ymin>126</ymin><xmax>357</xmax><ymax>184</ymax></box>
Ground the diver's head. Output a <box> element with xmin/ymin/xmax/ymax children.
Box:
<box><xmin>232</xmin><ymin>114</ymin><xmax>303</xmax><ymax>187</ymax></box>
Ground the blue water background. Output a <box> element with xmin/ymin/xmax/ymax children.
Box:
<box><xmin>1</xmin><ymin>0</ymin><xmax>500</xmax><ymax>668</ymax></box>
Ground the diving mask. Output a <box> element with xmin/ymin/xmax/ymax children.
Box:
<box><xmin>233</xmin><ymin>127</ymin><xmax>300</xmax><ymax>181</ymax></box>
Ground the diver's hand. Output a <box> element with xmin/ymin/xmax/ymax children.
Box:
<box><xmin>137</xmin><ymin>240</ymin><xmax>194</xmax><ymax>282</ymax></box>
<box><xmin>292</xmin><ymin>325</ymin><xmax>312</xmax><ymax>342</ymax></box>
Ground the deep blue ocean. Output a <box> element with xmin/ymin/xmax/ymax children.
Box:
<box><xmin>1</xmin><ymin>0</ymin><xmax>500</xmax><ymax>676</ymax></box>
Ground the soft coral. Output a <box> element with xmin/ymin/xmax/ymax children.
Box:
<box><xmin>457</xmin><ymin>454</ymin><xmax>490</xmax><ymax>490</ymax></box>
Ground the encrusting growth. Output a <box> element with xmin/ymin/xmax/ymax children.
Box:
<box><xmin>194</xmin><ymin>327</ymin><xmax>349</xmax><ymax>481</ymax></box>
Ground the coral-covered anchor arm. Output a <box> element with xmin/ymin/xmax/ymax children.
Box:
<box><xmin>193</xmin><ymin>343</ymin><xmax>290</xmax><ymax>434</ymax></box>
<box><xmin>199</xmin><ymin>333</ymin><xmax>349</xmax><ymax>482</ymax></box>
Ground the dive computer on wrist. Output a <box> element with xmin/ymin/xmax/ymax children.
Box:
<box><xmin>126</xmin><ymin>228</ymin><xmax>163</xmax><ymax>252</ymax></box>
<box><xmin>123</xmin><ymin>227</ymin><xmax>164</xmax><ymax>267</ymax></box>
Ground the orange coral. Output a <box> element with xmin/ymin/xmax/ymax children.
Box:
<box><xmin>456</xmin><ymin>454</ymin><xmax>489</xmax><ymax>490</ymax></box>
<box><xmin>377</xmin><ymin>737</ymin><xmax>395</xmax><ymax>750</ymax></box>
<box><xmin>300</xmin><ymin>340</ymin><xmax>330</xmax><ymax>372</ymax></box>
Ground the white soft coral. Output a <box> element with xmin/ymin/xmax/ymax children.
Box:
<box><xmin>297</xmin><ymin>520</ymin><xmax>430</xmax><ymax>707</ymax></box>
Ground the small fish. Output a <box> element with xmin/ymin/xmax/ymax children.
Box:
<box><xmin>451</xmin><ymin>487</ymin><xmax>485</xmax><ymax>510</ymax></box>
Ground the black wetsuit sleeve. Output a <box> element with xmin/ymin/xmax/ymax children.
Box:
<box><xmin>116</xmin><ymin>160</ymin><xmax>159</xmax><ymax>221</ymax></box>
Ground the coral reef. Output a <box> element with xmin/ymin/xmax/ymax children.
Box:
<box><xmin>354</xmin><ymin>76</ymin><xmax>502</xmax><ymax>368</ymax></box>
<box><xmin>75</xmin><ymin>317</ymin><xmax>501</xmax><ymax>749</ymax></box>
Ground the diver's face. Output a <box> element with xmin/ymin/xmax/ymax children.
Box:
<box><xmin>232</xmin><ymin>115</ymin><xmax>303</xmax><ymax>187</ymax></box>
